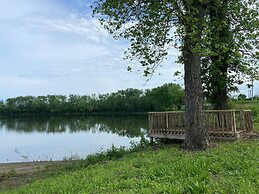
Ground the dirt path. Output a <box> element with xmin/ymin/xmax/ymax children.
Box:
<box><xmin>0</xmin><ymin>161</ymin><xmax>50</xmax><ymax>174</ymax></box>
<box><xmin>0</xmin><ymin>161</ymin><xmax>69</xmax><ymax>191</ymax></box>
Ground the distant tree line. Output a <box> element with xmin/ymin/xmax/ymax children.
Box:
<box><xmin>235</xmin><ymin>94</ymin><xmax>259</xmax><ymax>101</ymax></box>
<box><xmin>0</xmin><ymin>83</ymin><xmax>184</xmax><ymax>114</ymax></box>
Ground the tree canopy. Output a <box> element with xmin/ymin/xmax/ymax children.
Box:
<box><xmin>92</xmin><ymin>0</ymin><xmax>258</xmax><ymax>149</ymax></box>
<box><xmin>92</xmin><ymin>0</ymin><xmax>210</xmax><ymax>149</ymax></box>
<box><xmin>0</xmin><ymin>83</ymin><xmax>184</xmax><ymax>114</ymax></box>
<box><xmin>202</xmin><ymin>0</ymin><xmax>259</xmax><ymax>109</ymax></box>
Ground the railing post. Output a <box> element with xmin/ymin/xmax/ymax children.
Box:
<box><xmin>148</xmin><ymin>113</ymin><xmax>153</xmax><ymax>137</ymax></box>
<box><xmin>168</xmin><ymin>113</ymin><xmax>169</xmax><ymax>129</ymax></box>
<box><xmin>150</xmin><ymin>137</ymin><xmax>154</xmax><ymax>145</ymax></box>
<box><xmin>245</xmin><ymin>111</ymin><xmax>253</xmax><ymax>132</ymax></box>
<box><xmin>232</xmin><ymin>111</ymin><xmax>236</xmax><ymax>133</ymax></box>
<box><xmin>240</xmin><ymin>110</ymin><xmax>244</xmax><ymax>130</ymax></box>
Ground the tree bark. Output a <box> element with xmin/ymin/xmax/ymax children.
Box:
<box><xmin>209</xmin><ymin>58</ymin><xmax>228</xmax><ymax>110</ymax></box>
<box><xmin>183</xmin><ymin>1</ymin><xmax>209</xmax><ymax>150</ymax></box>
<box><xmin>209</xmin><ymin>0</ymin><xmax>231</xmax><ymax>110</ymax></box>
<box><xmin>212</xmin><ymin>86</ymin><xmax>228</xmax><ymax>110</ymax></box>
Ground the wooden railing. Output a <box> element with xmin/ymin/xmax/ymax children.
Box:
<box><xmin>148</xmin><ymin>110</ymin><xmax>253</xmax><ymax>140</ymax></box>
<box><xmin>234</xmin><ymin>110</ymin><xmax>254</xmax><ymax>132</ymax></box>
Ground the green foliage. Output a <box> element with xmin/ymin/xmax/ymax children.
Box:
<box><xmin>4</xmin><ymin>141</ymin><xmax>259</xmax><ymax>193</ymax></box>
<box><xmin>145</xmin><ymin>83</ymin><xmax>184</xmax><ymax>111</ymax></box>
<box><xmin>251</xmin><ymin>106</ymin><xmax>259</xmax><ymax>127</ymax></box>
<box><xmin>0</xmin><ymin>83</ymin><xmax>184</xmax><ymax>114</ymax></box>
<box><xmin>92</xmin><ymin>1</ymin><xmax>177</xmax><ymax>76</ymax></box>
<box><xmin>238</xmin><ymin>94</ymin><xmax>247</xmax><ymax>100</ymax></box>
<box><xmin>92</xmin><ymin>0</ymin><xmax>258</xmax><ymax>110</ymax></box>
<box><xmin>201</xmin><ymin>0</ymin><xmax>259</xmax><ymax>109</ymax></box>
<box><xmin>251</xmin><ymin>106</ymin><xmax>259</xmax><ymax>118</ymax></box>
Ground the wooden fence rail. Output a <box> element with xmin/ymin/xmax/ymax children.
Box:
<box><xmin>148</xmin><ymin>110</ymin><xmax>253</xmax><ymax>140</ymax></box>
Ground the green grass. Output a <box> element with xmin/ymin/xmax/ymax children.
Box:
<box><xmin>3</xmin><ymin>140</ymin><xmax>259</xmax><ymax>194</ymax></box>
<box><xmin>231</xmin><ymin>100</ymin><xmax>259</xmax><ymax>110</ymax></box>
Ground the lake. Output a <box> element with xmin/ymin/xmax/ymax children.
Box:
<box><xmin>0</xmin><ymin>115</ymin><xmax>148</xmax><ymax>163</ymax></box>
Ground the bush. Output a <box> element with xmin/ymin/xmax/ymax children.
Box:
<box><xmin>251</xmin><ymin>106</ymin><xmax>259</xmax><ymax>117</ymax></box>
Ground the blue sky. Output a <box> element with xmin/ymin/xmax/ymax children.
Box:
<box><xmin>0</xmin><ymin>0</ymin><xmax>257</xmax><ymax>100</ymax></box>
<box><xmin>0</xmin><ymin>0</ymin><xmax>183</xmax><ymax>100</ymax></box>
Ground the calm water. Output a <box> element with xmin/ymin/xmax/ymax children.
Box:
<box><xmin>0</xmin><ymin>115</ymin><xmax>148</xmax><ymax>163</ymax></box>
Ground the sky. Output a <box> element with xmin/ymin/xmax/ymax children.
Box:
<box><xmin>0</xmin><ymin>0</ymin><xmax>257</xmax><ymax>100</ymax></box>
<box><xmin>0</xmin><ymin>0</ymin><xmax>183</xmax><ymax>100</ymax></box>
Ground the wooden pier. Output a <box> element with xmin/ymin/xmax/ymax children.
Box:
<box><xmin>148</xmin><ymin>110</ymin><xmax>253</xmax><ymax>141</ymax></box>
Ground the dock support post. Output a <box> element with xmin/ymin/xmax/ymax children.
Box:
<box><xmin>150</xmin><ymin>137</ymin><xmax>154</xmax><ymax>145</ymax></box>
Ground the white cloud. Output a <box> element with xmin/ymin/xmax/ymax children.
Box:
<box><xmin>25</xmin><ymin>15</ymin><xmax>110</xmax><ymax>41</ymax></box>
<box><xmin>0</xmin><ymin>0</ymin><xmax>182</xmax><ymax>100</ymax></box>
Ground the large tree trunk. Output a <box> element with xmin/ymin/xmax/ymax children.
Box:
<box><xmin>208</xmin><ymin>0</ymin><xmax>231</xmax><ymax>110</ymax></box>
<box><xmin>183</xmin><ymin>1</ymin><xmax>209</xmax><ymax>150</ymax></box>
<box><xmin>212</xmin><ymin>86</ymin><xmax>228</xmax><ymax>110</ymax></box>
<box><xmin>209</xmin><ymin>56</ymin><xmax>228</xmax><ymax>110</ymax></box>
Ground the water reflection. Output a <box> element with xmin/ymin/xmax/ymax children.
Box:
<box><xmin>0</xmin><ymin>115</ymin><xmax>148</xmax><ymax>163</ymax></box>
<box><xmin>0</xmin><ymin>115</ymin><xmax>148</xmax><ymax>137</ymax></box>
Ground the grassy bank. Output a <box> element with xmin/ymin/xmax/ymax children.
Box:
<box><xmin>3</xmin><ymin>140</ymin><xmax>259</xmax><ymax>194</ymax></box>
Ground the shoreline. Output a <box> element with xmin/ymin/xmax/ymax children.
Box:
<box><xmin>0</xmin><ymin>160</ymin><xmax>78</xmax><ymax>191</ymax></box>
<box><xmin>1</xmin><ymin>141</ymin><xmax>259</xmax><ymax>193</ymax></box>
<box><xmin>0</xmin><ymin>160</ymin><xmax>68</xmax><ymax>175</ymax></box>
